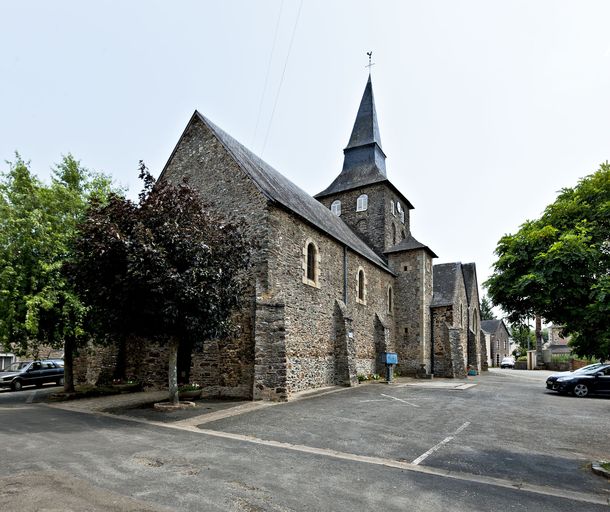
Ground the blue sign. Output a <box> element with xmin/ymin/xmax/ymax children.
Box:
<box><xmin>382</xmin><ymin>352</ymin><xmax>398</xmax><ymax>365</ymax></box>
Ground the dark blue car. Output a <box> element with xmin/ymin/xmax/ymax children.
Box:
<box><xmin>0</xmin><ymin>360</ymin><xmax>64</xmax><ymax>391</ymax></box>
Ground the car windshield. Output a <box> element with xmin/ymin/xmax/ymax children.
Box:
<box><xmin>574</xmin><ymin>363</ymin><xmax>602</xmax><ymax>373</ymax></box>
<box><xmin>580</xmin><ymin>365</ymin><xmax>609</xmax><ymax>375</ymax></box>
<box><xmin>4</xmin><ymin>361</ymin><xmax>30</xmax><ymax>372</ymax></box>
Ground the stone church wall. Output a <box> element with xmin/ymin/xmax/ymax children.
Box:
<box><xmin>431</xmin><ymin>306</ymin><xmax>453</xmax><ymax>377</ymax></box>
<box><xmin>136</xmin><ymin>115</ymin><xmax>271</xmax><ymax>398</ymax></box>
<box><xmin>266</xmin><ymin>206</ymin><xmax>394</xmax><ymax>396</ymax></box>
<box><xmin>388</xmin><ymin>250</ymin><xmax>433</xmax><ymax>375</ymax></box>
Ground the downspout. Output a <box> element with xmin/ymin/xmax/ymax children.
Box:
<box><xmin>343</xmin><ymin>246</ymin><xmax>348</xmax><ymax>304</ymax></box>
<box><xmin>430</xmin><ymin>309</ymin><xmax>434</xmax><ymax>374</ymax></box>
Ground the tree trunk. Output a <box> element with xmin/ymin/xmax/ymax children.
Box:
<box><xmin>168</xmin><ymin>337</ymin><xmax>179</xmax><ymax>405</ymax></box>
<box><xmin>535</xmin><ymin>315</ymin><xmax>543</xmax><ymax>360</ymax></box>
<box><xmin>64</xmin><ymin>335</ymin><xmax>76</xmax><ymax>393</ymax></box>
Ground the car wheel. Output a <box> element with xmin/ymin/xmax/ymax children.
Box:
<box><xmin>56</xmin><ymin>377</ymin><xmax>64</xmax><ymax>386</ymax></box>
<box><xmin>573</xmin><ymin>383</ymin><xmax>589</xmax><ymax>398</ymax></box>
<box><xmin>11</xmin><ymin>379</ymin><xmax>23</xmax><ymax>392</ymax></box>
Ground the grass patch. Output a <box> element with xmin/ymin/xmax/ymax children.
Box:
<box><xmin>602</xmin><ymin>462</ymin><xmax>610</xmax><ymax>472</ymax></box>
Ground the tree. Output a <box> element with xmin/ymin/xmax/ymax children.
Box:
<box><xmin>0</xmin><ymin>154</ymin><xmax>114</xmax><ymax>391</ymax></box>
<box><xmin>480</xmin><ymin>295</ymin><xmax>495</xmax><ymax>320</ymax></box>
<box><xmin>69</xmin><ymin>165</ymin><xmax>251</xmax><ymax>404</ymax></box>
<box><xmin>486</xmin><ymin>163</ymin><xmax>610</xmax><ymax>360</ymax></box>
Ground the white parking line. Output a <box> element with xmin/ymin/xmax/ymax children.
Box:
<box><xmin>45</xmin><ymin>407</ymin><xmax>607</xmax><ymax>507</ymax></box>
<box><xmin>26</xmin><ymin>391</ymin><xmax>37</xmax><ymax>404</ymax></box>
<box><xmin>411</xmin><ymin>421</ymin><xmax>470</xmax><ymax>465</ymax></box>
<box><xmin>379</xmin><ymin>393</ymin><xmax>420</xmax><ymax>407</ymax></box>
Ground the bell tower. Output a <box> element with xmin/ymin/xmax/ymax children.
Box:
<box><xmin>315</xmin><ymin>75</ymin><xmax>413</xmax><ymax>256</ymax></box>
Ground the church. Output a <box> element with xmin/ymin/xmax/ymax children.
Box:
<box><xmin>79</xmin><ymin>76</ymin><xmax>486</xmax><ymax>400</ymax></box>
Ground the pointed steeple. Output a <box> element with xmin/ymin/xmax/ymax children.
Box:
<box><xmin>345</xmin><ymin>75</ymin><xmax>383</xmax><ymax>151</ymax></box>
<box><xmin>315</xmin><ymin>76</ymin><xmax>387</xmax><ymax>198</ymax></box>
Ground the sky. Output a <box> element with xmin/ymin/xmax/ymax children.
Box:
<box><xmin>1</xmin><ymin>0</ymin><xmax>609</xmax><ymax>295</ymax></box>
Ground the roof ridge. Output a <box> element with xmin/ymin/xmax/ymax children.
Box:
<box><xmin>194</xmin><ymin>112</ymin><xmax>393</xmax><ymax>274</ymax></box>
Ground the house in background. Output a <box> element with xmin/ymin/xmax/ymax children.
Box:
<box><xmin>481</xmin><ymin>319</ymin><xmax>510</xmax><ymax>367</ymax></box>
<box><xmin>0</xmin><ymin>351</ymin><xmax>15</xmax><ymax>370</ymax></box>
<box><xmin>545</xmin><ymin>324</ymin><xmax>571</xmax><ymax>356</ymax></box>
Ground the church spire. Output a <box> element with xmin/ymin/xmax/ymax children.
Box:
<box><xmin>315</xmin><ymin>75</ymin><xmax>387</xmax><ymax>198</ymax></box>
<box><xmin>345</xmin><ymin>74</ymin><xmax>384</xmax><ymax>153</ymax></box>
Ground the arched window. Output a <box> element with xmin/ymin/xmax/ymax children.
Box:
<box><xmin>459</xmin><ymin>304</ymin><xmax>463</xmax><ymax>327</ymax></box>
<box><xmin>356</xmin><ymin>267</ymin><xmax>366</xmax><ymax>304</ymax></box>
<box><xmin>331</xmin><ymin>200</ymin><xmax>341</xmax><ymax>216</ymax></box>
<box><xmin>472</xmin><ymin>308</ymin><xmax>477</xmax><ymax>332</ymax></box>
<box><xmin>390</xmin><ymin>200</ymin><xmax>395</xmax><ymax>216</ymax></box>
<box><xmin>356</xmin><ymin>194</ymin><xmax>368</xmax><ymax>212</ymax></box>
<box><xmin>387</xmin><ymin>286</ymin><xmax>393</xmax><ymax>314</ymax></box>
<box><xmin>401</xmin><ymin>229</ymin><xmax>406</xmax><ymax>240</ymax></box>
<box><xmin>307</xmin><ymin>243</ymin><xmax>316</xmax><ymax>281</ymax></box>
<box><xmin>396</xmin><ymin>201</ymin><xmax>402</xmax><ymax>214</ymax></box>
<box><xmin>302</xmin><ymin>239</ymin><xmax>320</xmax><ymax>288</ymax></box>
<box><xmin>392</xmin><ymin>224</ymin><xmax>397</xmax><ymax>245</ymax></box>
<box><xmin>400</xmin><ymin>210</ymin><xmax>405</xmax><ymax>224</ymax></box>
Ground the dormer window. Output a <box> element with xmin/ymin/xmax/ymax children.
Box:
<box><xmin>331</xmin><ymin>200</ymin><xmax>341</xmax><ymax>216</ymax></box>
<box><xmin>356</xmin><ymin>194</ymin><xmax>368</xmax><ymax>212</ymax></box>
<box><xmin>400</xmin><ymin>210</ymin><xmax>405</xmax><ymax>224</ymax></box>
<box><xmin>390</xmin><ymin>201</ymin><xmax>395</xmax><ymax>215</ymax></box>
<box><xmin>396</xmin><ymin>201</ymin><xmax>402</xmax><ymax>214</ymax></box>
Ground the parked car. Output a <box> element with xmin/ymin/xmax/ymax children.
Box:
<box><xmin>545</xmin><ymin>362</ymin><xmax>605</xmax><ymax>390</ymax></box>
<box><xmin>500</xmin><ymin>357</ymin><xmax>515</xmax><ymax>369</ymax></box>
<box><xmin>0</xmin><ymin>360</ymin><xmax>64</xmax><ymax>391</ymax></box>
<box><xmin>550</xmin><ymin>364</ymin><xmax>610</xmax><ymax>397</ymax></box>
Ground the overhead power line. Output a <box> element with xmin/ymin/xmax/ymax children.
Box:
<box><xmin>251</xmin><ymin>0</ymin><xmax>285</xmax><ymax>147</ymax></box>
<box><xmin>261</xmin><ymin>0</ymin><xmax>303</xmax><ymax>157</ymax></box>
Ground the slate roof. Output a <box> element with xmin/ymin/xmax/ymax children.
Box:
<box><xmin>345</xmin><ymin>75</ymin><xmax>383</xmax><ymax>150</ymax></box>
<box><xmin>481</xmin><ymin>319</ymin><xmax>502</xmax><ymax>334</ymax></box>
<box><xmin>461</xmin><ymin>263</ymin><xmax>478</xmax><ymax>305</ymax></box>
<box><xmin>384</xmin><ymin>234</ymin><xmax>438</xmax><ymax>258</ymax></box>
<box><xmin>192</xmin><ymin>112</ymin><xmax>393</xmax><ymax>274</ymax></box>
<box><xmin>431</xmin><ymin>262</ymin><xmax>462</xmax><ymax>307</ymax></box>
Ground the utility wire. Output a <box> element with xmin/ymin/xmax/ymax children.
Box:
<box><xmin>251</xmin><ymin>0</ymin><xmax>285</xmax><ymax>147</ymax></box>
<box><xmin>261</xmin><ymin>0</ymin><xmax>303</xmax><ymax>157</ymax></box>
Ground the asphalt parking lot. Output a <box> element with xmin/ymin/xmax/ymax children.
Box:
<box><xmin>0</xmin><ymin>369</ymin><xmax>608</xmax><ymax>511</ymax></box>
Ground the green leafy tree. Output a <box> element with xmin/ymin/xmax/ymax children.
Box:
<box><xmin>509</xmin><ymin>323</ymin><xmax>535</xmax><ymax>358</ymax></box>
<box><xmin>480</xmin><ymin>295</ymin><xmax>495</xmax><ymax>320</ymax></box>
<box><xmin>0</xmin><ymin>154</ymin><xmax>114</xmax><ymax>391</ymax></box>
<box><xmin>486</xmin><ymin>163</ymin><xmax>610</xmax><ymax>360</ymax></box>
<box><xmin>69</xmin><ymin>165</ymin><xmax>251</xmax><ymax>404</ymax></box>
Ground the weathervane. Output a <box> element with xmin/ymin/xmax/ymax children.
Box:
<box><xmin>366</xmin><ymin>51</ymin><xmax>375</xmax><ymax>74</ymax></box>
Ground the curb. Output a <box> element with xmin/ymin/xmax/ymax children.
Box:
<box><xmin>591</xmin><ymin>461</ymin><xmax>610</xmax><ymax>479</ymax></box>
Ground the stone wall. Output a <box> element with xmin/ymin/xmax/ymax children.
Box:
<box><xmin>253</xmin><ymin>301</ymin><xmax>287</xmax><ymax>400</ymax></box>
<box><xmin>124</xmin><ymin>114</ymin><xmax>270</xmax><ymax>398</ymax></box>
<box><xmin>431</xmin><ymin>306</ymin><xmax>452</xmax><ymax>377</ymax></box>
<box><xmin>266</xmin><ymin>206</ymin><xmax>394</xmax><ymax>395</ymax></box>
<box><xmin>388</xmin><ymin>249</ymin><xmax>433</xmax><ymax>375</ymax></box>
<box><xmin>431</xmin><ymin>305</ymin><xmax>469</xmax><ymax>379</ymax></box>
<box><xmin>317</xmin><ymin>183</ymin><xmax>410</xmax><ymax>255</ymax></box>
